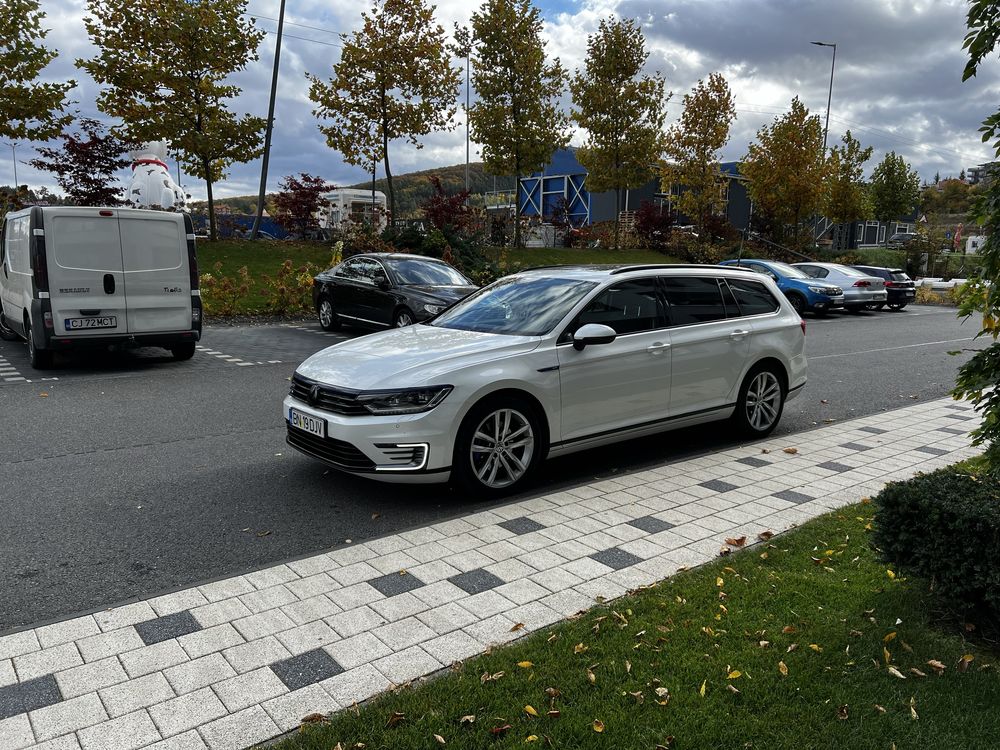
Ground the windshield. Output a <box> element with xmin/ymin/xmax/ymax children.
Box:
<box><xmin>768</xmin><ymin>262</ymin><xmax>809</xmax><ymax>279</ymax></box>
<box><xmin>388</xmin><ymin>258</ymin><xmax>470</xmax><ymax>286</ymax></box>
<box><xmin>430</xmin><ymin>275</ymin><xmax>598</xmax><ymax>336</ymax></box>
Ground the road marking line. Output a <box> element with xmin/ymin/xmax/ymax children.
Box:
<box><xmin>811</xmin><ymin>337</ymin><xmax>977</xmax><ymax>360</ymax></box>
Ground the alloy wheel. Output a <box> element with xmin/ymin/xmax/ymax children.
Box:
<box><xmin>469</xmin><ymin>407</ymin><xmax>535</xmax><ymax>489</ymax></box>
<box><xmin>744</xmin><ymin>371</ymin><xmax>781</xmax><ymax>432</ymax></box>
<box><xmin>319</xmin><ymin>299</ymin><xmax>334</xmax><ymax>328</ymax></box>
<box><xmin>395</xmin><ymin>310</ymin><xmax>414</xmax><ymax>327</ymax></box>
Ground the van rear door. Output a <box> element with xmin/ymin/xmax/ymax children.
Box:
<box><xmin>119</xmin><ymin>212</ymin><xmax>192</xmax><ymax>333</ymax></box>
<box><xmin>47</xmin><ymin>209</ymin><xmax>128</xmax><ymax>338</ymax></box>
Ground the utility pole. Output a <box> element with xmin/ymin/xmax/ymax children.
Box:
<box><xmin>250</xmin><ymin>0</ymin><xmax>287</xmax><ymax>240</ymax></box>
<box><xmin>810</xmin><ymin>41</ymin><xmax>837</xmax><ymax>154</ymax></box>
<box><xmin>5</xmin><ymin>142</ymin><xmax>19</xmax><ymax>193</ymax></box>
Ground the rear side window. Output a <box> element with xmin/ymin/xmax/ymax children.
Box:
<box><xmin>728</xmin><ymin>278</ymin><xmax>780</xmax><ymax>315</ymax></box>
<box><xmin>51</xmin><ymin>215</ymin><xmax>123</xmax><ymax>272</ymax></box>
<box><xmin>120</xmin><ymin>217</ymin><xmax>182</xmax><ymax>272</ymax></box>
<box><xmin>576</xmin><ymin>278</ymin><xmax>665</xmax><ymax>335</ymax></box>
<box><xmin>661</xmin><ymin>276</ymin><xmax>727</xmax><ymax>325</ymax></box>
<box><xmin>6</xmin><ymin>216</ymin><xmax>31</xmax><ymax>273</ymax></box>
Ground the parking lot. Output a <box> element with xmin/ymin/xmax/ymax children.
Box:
<box><xmin>0</xmin><ymin>304</ymin><xmax>987</xmax><ymax>632</ymax></box>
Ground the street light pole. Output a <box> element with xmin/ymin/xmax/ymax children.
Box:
<box><xmin>5</xmin><ymin>142</ymin><xmax>18</xmax><ymax>192</ymax></box>
<box><xmin>811</xmin><ymin>41</ymin><xmax>837</xmax><ymax>154</ymax></box>
<box><xmin>251</xmin><ymin>0</ymin><xmax>287</xmax><ymax>240</ymax></box>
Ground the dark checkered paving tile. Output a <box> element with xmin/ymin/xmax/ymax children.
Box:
<box><xmin>736</xmin><ymin>456</ymin><xmax>770</xmax><ymax>468</ymax></box>
<box><xmin>858</xmin><ymin>426</ymin><xmax>889</xmax><ymax>435</ymax></box>
<box><xmin>773</xmin><ymin>489</ymin><xmax>814</xmax><ymax>504</ymax></box>
<box><xmin>448</xmin><ymin>568</ymin><xmax>505</xmax><ymax>595</ymax></box>
<box><xmin>840</xmin><ymin>442</ymin><xmax>873</xmax><ymax>452</ymax></box>
<box><xmin>498</xmin><ymin>517</ymin><xmax>545</xmax><ymax>535</ymax></box>
<box><xmin>134</xmin><ymin>610</ymin><xmax>202</xmax><ymax>645</ymax></box>
<box><xmin>367</xmin><ymin>571</ymin><xmax>425</xmax><ymax>597</ymax></box>
<box><xmin>627</xmin><ymin>515</ymin><xmax>675</xmax><ymax>534</ymax></box>
<box><xmin>817</xmin><ymin>460</ymin><xmax>853</xmax><ymax>473</ymax></box>
<box><xmin>270</xmin><ymin>648</ymin><xmax>344</xmax><ymax>691</ymax></box>
<box><xmin>0</xmin><ymin>674</ymin><xmax>62</xmax><ymax>720</ymax></box>
<box><xmin>945</xmin><ymin>404</ymin><xmax>970</xmax><ymax>411</ymax></box>
<box><xmin>699</xmin><ymin>479</ymin><xmax>739</xmax><ymax>493</ymax></box>
<box><xmin>589</xmin><ymin>547</ymin><xmax>644</xmax><ymax>570</ymax></box>
<box><xmin>937</xmin><ymin>426</ymin><xmax>967</xmax><ymax>435</ymax></box>
<box><xmin>914</xmin><ymin>446</ymin><xmax>949</xmax><ymax>456</ymax></box>
<box><xmin>945</xmin><ymin>413</ymin><xmax>971</xmax><ymax>420</ymax></box>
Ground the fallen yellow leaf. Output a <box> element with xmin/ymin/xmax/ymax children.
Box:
<box><xmin>886</xmin><ymin>569</ymin><xmax>896</xmax><ymax>580</ymax></box>
<box><xmin>699</xmin><ymin>679</ymin><xmax>706</xmax><ymax>697</ymax></box>
<box><xmin>809</xmin><ymin>644</ymin><xmax>823</xmax><ymax>652</ymax></box>
<box><xmin>888</xmin><ymin>666</ymin><xmax>907</xmax><ymax>679</ymax></box>
<box><xmin>778</xmin><ymin>661</ymin><xmax>789</xmax><ymax>677</ymax></box>
<box><xmin>525</xmin><ymin>736</ymin><xmax>538</xmax><ymax>743</ymax></box>
<box><xmin>517</xmin><ymin>661</ymin><xmax>533</xmax><ymax>669</ymax></box>
<box><xmin>727</xmin><ymin>670</ymin><xmax>742</xmax><ymax>679</ymax></box>
<box><xmin>883</xmin><ymin>632</ymin><xmax>897</xmax><ymax>643</ymax></box>
<box><xmin>593</xmin><ymin>719</ymin><xmax>605</xmax><ymax>733</ymax></box>
<box><xmin>574</xmin><ymin>643</ymin><xmax>588</xmax><ymax>654</ymax></box>
<box><xmin>524</xmin><ymin>705</ymin><xmax>538</xmax><ymax>717</ymax></box>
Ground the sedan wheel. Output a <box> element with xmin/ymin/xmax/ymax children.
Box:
<box><xmin>394</xmin><ymin>308</ymin><xmax>415</xmax><ymax>327</ymax></box>
<box><xmin>317</xmin><ymin>297</ymin><xmax>340</xmax><ymax>331</ymax></box>
<box><xmin>455</xmin><ymin>399</ymin><xmax>541</xmax><ymax>495</ymax></box>
<box><xmin>734</xmin><ymin>367</ymin><xmax>784</xmax><ymax>437</ymax></box>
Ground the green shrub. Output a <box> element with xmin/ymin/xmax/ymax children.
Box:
<box><xmin>259</xmin><ymin>259</ymin><xmax>317</xmax><ymax>314</ymax></box>
<box><xmin>199</xmin><ymin>262</ymin><xmax>253</xmax><ymax>315</ymax></box>
<box><xmin>872</xmin><ymin>465</ymin><xmax>1000</xmax><ymax>616</ymax></box>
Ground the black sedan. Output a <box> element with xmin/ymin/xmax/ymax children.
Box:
<box><xmin>312</xmin><ymin>253</ymin><xmax>478</xmax><ymax>331</ymax></box>
<box><xmin>850</xmin><ymin>265</ymin><xmax>917</xmax><ymax>310</ymax></box>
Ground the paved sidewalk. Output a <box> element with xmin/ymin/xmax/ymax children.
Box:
<box><xmin>0</xmin><ymin>397</ymin><xmax>980</xmax><ymax>750</ymax></box>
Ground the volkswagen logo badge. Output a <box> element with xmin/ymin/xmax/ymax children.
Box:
<box><xmin>309</xmin><ymin>385</ymin><xmax>321</xmax><ymax>405</ymax></box>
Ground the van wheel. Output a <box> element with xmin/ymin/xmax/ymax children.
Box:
<box><xmin>317</xmin><ymin>296</ymin><xmax>341</xmax><ymax>331</ymax></box>
<box><xmin>170</xmin><ymin>342</ymin><xmax>196</xmax><ymax>361</ymax></box>
<box><xmin>453</xmin><ymin>396</ymin><xmax>543</xmax><ymax>497</ymax></box>
<box><xmin>26</xmin><ymin>320</ymin><xmax>53</xmax><ymax>370</ymax></box>
<box><xmin>0</xmin><ymin>312</ymin><xmax>19</xmax><ymax>341</ymax></box>
<box><xmin>732</xmin><ymin>365</ymin><xmax>785</xmax><ymax>438</ymax></box>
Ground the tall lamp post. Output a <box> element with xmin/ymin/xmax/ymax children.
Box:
<box><xmin>5</xmin><ymin>142</ymin><xmax>18</xmax><ymax>192</ymax></box>
<box><xmin>810</xmin><ymin>41</ymin><xmax>837</xmax><ymax>154</ymax></box>
<box><xmin>251</xmin><ymin>0</ymin><xmax>287</xmax><ymax>240</ymax></box>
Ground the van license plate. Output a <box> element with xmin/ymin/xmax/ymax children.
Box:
<box><xmin>65</xmin><ymin>316</ymin><xmax>117</xmax><ymax>330</ymax></box>
<box><xmin>289</xmin><ymin>408</ymin><xmax>325</xmax><ymax>438</ymax></box>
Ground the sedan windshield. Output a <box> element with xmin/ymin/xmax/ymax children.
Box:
<box><xmin>430</xmin><ymin>275</ymin><xmax>597</xmax><ymax>336</ymax></box>
<box><xmin>388</xmin><ymin>258</ymin><xmax>471</xmax><ymax>286</ymax></box>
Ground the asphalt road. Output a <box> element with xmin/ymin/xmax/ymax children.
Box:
<box><xmin>0</xmin><ymin>305</ymin><xmax>987</xmax><ymax>632</ymax></box>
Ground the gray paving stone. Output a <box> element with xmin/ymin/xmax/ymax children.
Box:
<box><xmin>238</xmin><ymin>585</ymin><xmax>297</xmax><ymax>614</ymax></box>
<box><xmin>280</xmin><ymin>595</ymin><xmax>341</xmax><ymax>626</ymax></box>
<box><xmin>699</xmin><ymin>479</ymin><xmax>739</xmax><ymax>492</ymax></box>
<box><xmin>30</xmin><ymin>691</ymin><xmax>107</xmax><ymax>742</ymax></box>
<box><xmin>0</xmin><ymin>659</ymin><xmax>14</xmax><ymax>688</ymax></box>
<box><xmin>30</xmin><ymin>735</ymin><xmax>82</xmax><ymax>750</ymax></box>
<box><xmin>366</xmin><ymin>571</ymin><xmax>425</xmax><ymax>597</ymax></box>
<box><xmin>148</xmin><ymin>687</ymin><xmax>226</xmax><ymax>738</ymax></box>
<box><xmin>119</xmin><ymin>640</ymin><xmax>188</xmax><ymax>678</ymax></box>
<box><xmin>77</xmin><ymin>629</ymin><xmax>144</xmax><ymax>663</ymax></box>
<box><xmin>262</xmin><ymin>684</ymin><xmax>338</xmax><ymax>731</ymax></box>
<box><xmin>134</xmin><ymin>611</ymin><xmax>202</xmax><ymax>646</ymax></box>
<box><xmin>421</xmin><ymin>630</ymin><xmax>485</xmax><ymax>665</ymax></box>
<box><xmin>94</xmin><ymin>603</ymin><xmax>158</xmax><ymax>633</ymax></box>
<box><xmin>177</xmin><ymin>624</ymin><xmax>243</xmax><ymax>660</ymax></box>
<box><xmin>36</xmin><ymin>617</ymin><xmax>101</xmax><ymax>650</ymax></box>
<box><xmin>772</xmin><ymin>489</ymin><xmax>814</xmax><ymax>504</ymax></box>
<box><xmin>627</xmin><ymin>515</ymin><xmax>675</xmax><ymax>534</ymax></box>
<box><xmin>148</xmin><ymin>590</ymin><xmax>209</xmax><ymax>618</ymax></box>
<box><xmin>416</xmin><ymin>602</ymin><xmax>480</xmax><ymax>635</ymax></box>
<box><xmin>372</xmin><ymin>645</ymin><xmax>442</xmax><ymax>685</ymax></box>
<box><xmin>0</xmin><ymin>674</ymin><xmax>62</xmax><ymax>720</ymax></box>
<box><xmin>588</xmin><ymin>547</ymin><xmax>644</xmax><ymax>571</ymax></box>
<box><xmin>77</xmin><ymin>709</ymin><xmax>161</xmax><ymax>750</ymax></box>
<box><xmin>232</xmin><ymin>610</ymin><xmax>296</xmax><ymax>642</ymax></box>
<box><xmin>211</xmin><ymin>667</ymin><xmax>288</xmax><ymax>713</ymax></box>
<box><xmin>840</xmin><ymin>442</ymin><xmax>873</xmax><ymax>451</ymax></box>
<box><xmin>0</xmin><ymin>631</ymin><xmax>39</xmax><ymax>661</ymax></box>
<box><xmin>99</xmin><ymin>672</ymin><xmax>175</xmax><ymax>719</ymax></box>
<box><xmin>189</xmin><ymin>599</ymin><xmax>252</xmax><ymax>629</ymax></box>
<box><xmin>497</xmin><ymin>517</ymin><xmax>545</xmax><ymax>535</ymax></box>
<box><xmin>0</xmin><ymin>713</ymin><xmax>34</xmax><ymax>750</ymax></box>
<box><xmin>325</xmin><ymin>606</ymin><xmax>387</xmax><ymax>638</ymax></box>
<box><xmin>14</xmin><ymin>642</ymin><xmax>83</xmax><ymax>681</ymax></box>
<box><xmin>324</xmin><ymin>632</ymin><xmax>392</xmax><ymax>671</ymax></box>
<box><xmin>275</xmin><ymin>620</ymin><xmax>339</xmax><ymax>656</ymax></box>
<box><xmin>269</xmin><ymin>649</ymin><xmax>344</xmax><ymax>691</ymax></box>
<box><xmin>222</xmin><ymin>636</ymin><xmax>292</xmax><ymax>674</ymax></box>
<box><xmin>320</xmin><ymin>663</ymin><xmax>392</xmax><ymax>707</ymax></box>
<box><xmin>145</xmin><ymin>731</ymin><xmax>208</xmax><ymax>750</ymax></box>
<box><xmin>54</xmin><ymin>656</ymin><xmax>127</xmax><ymax>699</ymax></box>
<box><xmin>914</xmin><ymin>446</ymin><xmax>949</xmax><ymax>456</ymax></box>
<box><xmin>164</xmin><ymin>653</ymin><xmax>236</xmax><ymax>695</ymax></box>
<box><xmin>371</xmin><ymin>618</ymin><xmax>436</xmax><ymax>651</ymax></box>
<box><xmin>447</xmin><ymin>568</ymin><xmax>505</xmax><ymax>595</ymax></box>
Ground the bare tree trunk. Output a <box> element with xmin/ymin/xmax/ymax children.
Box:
<box><xmin>204</xmin><ymin>157</ymin><xmax>217</xmax><ymax>242</ymax></box>
<box><xmin>614</xmin><ymin>187</ymin><xmax>622</xmax><ymax>250</ymax></box>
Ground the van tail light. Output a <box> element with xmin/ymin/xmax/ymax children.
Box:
<box><xmin>853</xmin><ymin>280</ymin><xmax>871</xmax><ymax>287</ymax></box>
<box><xmin>800</xmin><ymin>319</ymin><xmax>807</xmax><ymax>336</ymax></box>
<box><xmin>32</xmin><ymin>245</ymin><xmax>49</xmax><ymax>292</ymax></box>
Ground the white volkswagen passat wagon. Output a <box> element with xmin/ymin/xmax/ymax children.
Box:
<box><xmin>284</xmin><ymin>265</ymin><xmax>807</xmax><ymax>495</ymax></box>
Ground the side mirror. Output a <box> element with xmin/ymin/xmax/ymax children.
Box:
<box><xmin>374</xmin><ymin>274</ymin><xmax>390</xmax><ymax>290</ymax></box>
<box><xmin>573</xmin><ymin>323</ymin><xmax>617</xmax><ymax>351</ymax></box>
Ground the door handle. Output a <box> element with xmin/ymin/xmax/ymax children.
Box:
<box><xmin>103</xmin><ymin>274</ymin><xmax>115</xmax><ymax>294</ymax></box>
<box><xmin>729</xmin><ymin>329</ymin><xmax>749</xmax><ymax>340</ymax></box>
<box><xmin>646</xmin><ymin>341</ymin><xmax>670</xmax><ymax>354</ymax></box>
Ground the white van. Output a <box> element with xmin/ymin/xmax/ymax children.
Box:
<box><xmin>0</xmin><ymin>206</ymin><xmax>202</xmax><ymax>369</ymax></box>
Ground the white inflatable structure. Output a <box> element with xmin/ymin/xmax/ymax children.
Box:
<box><xmin>125</xmin><ymin>141</ymin><xmax>187</xmax><ymax>211</ymax></box>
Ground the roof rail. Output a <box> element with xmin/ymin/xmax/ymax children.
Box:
<box><xmin>608</xmin><ymin>263</ymin><xmax>755</xmax><ymax>275</ymax></box>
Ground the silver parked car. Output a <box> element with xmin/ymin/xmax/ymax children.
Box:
<box><xmin>792</xmin><ymin>262</ymin><xmax>887</xmax><ymax>312</ymax></box>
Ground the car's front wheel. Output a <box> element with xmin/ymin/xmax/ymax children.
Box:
<box><xmin>317</xmin><ymin>296</ymin><xmax>341</xmax><ymax>331</ymax></box>
<box><xmin>454</xmin><ymin>396</ymin><xmax>543</xmax><ymax>496</ymax></box>
<box><xmin>732</xmin><ymin>365</ymin><xmax>786</xmax><ymax>438</ymax></box>
<box><xmin>394</xmin><ymin>307</ymin><xmax>415</xmax><ymax>327</ymax></box>
<box><xmin>787</xmin><ymin>293</ymin><xmax>805</xmax><ymax>315</ymax></box>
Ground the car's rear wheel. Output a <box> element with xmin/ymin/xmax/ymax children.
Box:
<box><xmin>317</xmin><ymin>296</ymin><xmax>341</xmax><ymax>331</ymax></box>
<box><xmin>394</xmin><ymin>307</ymin><xmax>415</xmax><ymax>327</ymax></box>
<box><xmin>732</xmin><ymin>365</ymin><xmax>785</xmax><ymax>438</ymax></box>
<box><xmin>170</xmin><ymin>342</ymin><xmax>196</xmax><ymax>360</ymax></box>
<box><xmin>0</xmin><ymin>312</ymin><xmax>19</xmax><ymax>341</ymax></box>
<box><xmin>887</xmin><ymin>302</ymin><xmax>907</xmax><ymax>311</ymax></box>
<box><xmin>26</xmin><ymin>317</ymin><xmax>52</xmax><ymax>370</ymax></box>
<box><xmin>454</xmin><ymin>396</ymin><xmax>543</xmax><ymax>496</ymax></box>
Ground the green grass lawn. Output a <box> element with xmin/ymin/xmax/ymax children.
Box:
<box><xmin>270</xmin><ymin>505</ymin><xmax>998</xmax><ymax>750</ymax></box>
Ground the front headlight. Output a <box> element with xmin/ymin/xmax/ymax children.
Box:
<box><xmin>422</xmin><ymin>303</ymin><xmax>445</xmax><ymax>315</ymax></box>
<box><xmin>807</xmin><ymin>286</ymin><xmax>828</xmax><ymax>294</ymax></box>
<box><xmin>357</xmin><ymin>386</ymin><xmax>453</xmax><ymax>415</ymax></box>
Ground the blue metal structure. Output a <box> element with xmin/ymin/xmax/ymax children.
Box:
<box><xmin>518</xmin><ymin>149</ymin><xmax>591</xmax><ymax>226</ymax></box>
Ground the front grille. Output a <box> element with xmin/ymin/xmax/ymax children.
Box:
<box><xmin>290</xmin><ymin>374</ymin><xmax>368</xmax><ymax>416</ymax></box>
<box><xmin>286</xmin><ymin>426</ymin><xmax>376</xmax><ymax>471</ymax></box>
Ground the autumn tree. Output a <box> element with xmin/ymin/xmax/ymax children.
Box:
<box><xmin>470</xmin><ymin>0</ymin><xmax>569</xmax><ymax>248</ymax></box>
<box><xmin>571</xmin><ymin>18</ymin><xmax>667</xmax><ymax>249</ymax></box>
<box><xmin>309</xmin><ymin>0</ymin><xmax>459</xmax><ymax>223</ymax></box>
<box><xmin>0</xmin><ymin>0</ymin><xmax>74</xmax><ymax>142</ymax></box>
<box><xmin>273</xmin><ymin>173</ymin><xmax>336</xmax><ymax>237</ymax></box>
<box><xmin>662</xmin><ymin>72</ymin><xmax>735</xmax><ymax>239</ymax></box>
<box><xmin>824</xmin><ymin>130</ymin><xmax>873</xmax><ymax>248</ymax></box>
<box><xmin>741</xmin><ymin>97</ymin><xmax>828</xmax><ymax>248</ymax></box>
<box><xmin>28</xmin><ymin>119</ymin><xmax>135</xmax><ymax>206</ymax></box>
<box><xmin>78</xmin><ymin>0</ymin><xmax>265</xmax><ymax>241</ymax></box>
<box><xmin>869</xmin><ymin>151</ymin><xmax>920</xmax><ymax>246</ymax></box>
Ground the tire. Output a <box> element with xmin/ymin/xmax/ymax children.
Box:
<box><xmin>317</xmin><ymin>295</ymin><xmax>341</xmax><ymax>331</ymax></box>
<box><xmin>732</xmin><ymin>365</ymin><xmax>786</xmax><ymax>438</ymax></box>
<box><xmin>0</xmin><ymin>312</ymin><xmax>19</xmax><ymax>341</ymax></box>
<box><xmin>887</xmin><ymin>302</ymin><xmax>907</xmax><ymax>311</ymax></box>
<box><xmin>26</xmin><ymin>318</ymin><xmax>53</xmax><ymax>370</ymax></box>
<box><xmin>453</xmin><ymin>396</ymin><xmax>544</xmax><ymax>497</ymax></box>
<box><xmin>170</xmin><ymin>342</ymin><xmax>196</xmax><ymax>361</ymax></box>
<box><xmin>393</xmin><ymin>307</ymin><xmax>415</xmax><ymax>328</ymax></box>
<box><xmin>786</xmin><ymin>293</ymin><xmax>805</xmax><ymax>315</ymax></box>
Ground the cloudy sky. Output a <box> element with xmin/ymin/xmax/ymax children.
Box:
<box><xmin>9</xmin><ymin>0</ymin><xmax>1000</xmax><ymax>201</ymax></box>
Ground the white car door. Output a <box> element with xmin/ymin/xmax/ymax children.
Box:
<box><xmin>556</xmin><ymin>278</ymin><xmax>672</xmax><ymax>441</ymax></box>
<box><xmin>660</xmin><ymin>275</ymin><xmax>750</xmax><ymax>416</ymax></box>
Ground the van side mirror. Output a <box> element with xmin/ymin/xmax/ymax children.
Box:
<box><xmin>573</xmin><ymin>323</ymin><xmax>617</xmax><ymax>351</ymax></box>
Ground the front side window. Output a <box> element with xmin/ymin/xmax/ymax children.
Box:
<box><xmin>728</xmin><ymin>278</ymin><xmax>780</xmax><ymax>315</ymax></box>
<box><xmin>661</xmin><ymin>276</ymin><xmax>727</xmax><ymax>325</ymax></box>
<box><xmin>431</xmin><ymin>275</ymin><xmax>597</xmax><ymax>336</ymax></box>
<box><xmin>335</xmin><ymin>259</ymin><xmax>363</xmax><ymax>280</ymax></box>
<box><xmin>573</xmin><ymin>278</ymin><xmax>665</xmax><ymax>335</ymax></box>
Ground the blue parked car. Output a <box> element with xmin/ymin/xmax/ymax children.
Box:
<box><xmin>719</xmin><ymin>259</ymin><xmax>845</xmax><ymax>316</ymax></box>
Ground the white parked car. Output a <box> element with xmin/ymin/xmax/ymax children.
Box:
<box><xmin>284</xmin><ymin>265</ymin><xmax>808</xmax><ymax>495</ymax></box>
<box><xmin>792</xmin><ymin>262</ymin><xmax>888</xmax><ymax>312</ymax></box>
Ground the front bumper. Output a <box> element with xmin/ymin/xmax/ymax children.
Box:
<box><xmin>282</xmin><ymin>395</ymin><xmax>454</xmax><ymax>483</ymax></box>
<box><xmin>843</xmin><ymin>290</ymin><xmax>888</xmax><ymax>306</ymax></box>
<box><xmin>809</xmin><ymin>294</ymin><xmax>845</xmax><ymax>311</ymax></box>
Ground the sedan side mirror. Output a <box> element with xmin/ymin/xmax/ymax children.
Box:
<box><xmin>374</xmin><ymin>274</ymin><xmax>390</xmax><ymax>290</ymax></box>
<box><xmin>573</xmin><ymin>323</ymin><xmax>617</xmax><ymax>351</ymax></box>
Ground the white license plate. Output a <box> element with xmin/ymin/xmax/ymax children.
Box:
<box><xmin>289</xmin><ymin>408</ymin><xmax>325</xmax><ymax>438</ymax></box>
<box><xmin>65</xmin><ymin>316</ymin><xmax>117</xmax><ymax>330</ymax></box>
